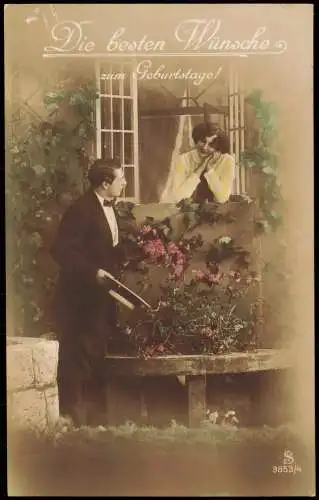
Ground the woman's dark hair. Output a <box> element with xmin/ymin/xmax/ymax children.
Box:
<box><xmin>192</xmin><ymin>122</ymin><xmax>219</xmax><ymax>144</ymax></box>
<box><xmin>87</xmin><ymin>158</ymin><xmax>122</xmax><ymax>188</ymax></box>
<box><xmin>192</xmin><ymin>122</ymin><xmax>230</xmax><ymax>154</ymax></box>
<box><xmin>210</xmin><ymin>131</ymin><xmax>230</xmax><ymax>154</ymax></box>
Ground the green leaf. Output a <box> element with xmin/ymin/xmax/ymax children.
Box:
<box><xmin>30</xmin><ymin>232</ymin><xmax>43</xmax><ymax>249</ymax></box>
<box><xmin>255</xmin><ymin>219</ymin><xmax>270</xmax><ymax>233</ymax></box>
<box><xmin>243</xmin><ymin>158</ymin><xmax>256</xmax><ymax>169</ymax></box>
<box><xmin>245</xmin><ymin>89</ymin><xmax>263</xmax><ymax>106</ymax></box>
<box><xmin>184</xmin><ymin>211</ymin><xmax>198</xmax><ymax>228</ymax></box>
<box><xmin>44</xmin><ymin>91</ymin><xmax>68</xmax><ymax>106</ymax></box>
<box><xmin>261</xmin><ymin>166</ymin><xmax>276</xmax><ymax>175</ymax></box>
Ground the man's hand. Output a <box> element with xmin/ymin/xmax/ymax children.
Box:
<box><xmin>96</xmin><ymin>268</ymin><xmax>115</xmax><ymax>285</ymax></box>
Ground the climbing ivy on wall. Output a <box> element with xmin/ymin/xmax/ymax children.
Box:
<box><xmin>6</xmin><ymin>75</ymin><xmax>96</xmax><ymax>336</ymax></box>
<box><xmin>240</xmin><ymin>90</ymin><xmax>293</xmax><ymax>348</ymax></box>
<box><xmin>241</xmin><ymin>89</ymin><xmax>283</xmax><ymax>233</ymax></box>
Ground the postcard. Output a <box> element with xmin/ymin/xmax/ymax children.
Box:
<box><xmin>5</xmin><ymin>4</ymin><xmax>314</xmax><ymax>497</ymax></box>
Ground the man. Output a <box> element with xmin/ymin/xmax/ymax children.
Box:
<box><xmin>160</xmin><ymin>122</ymin><xmax>235</xmax><ymax>204</ymax></box>
<box><xmin>51</xmin><ymin>158</ymin><xmax>127</xmax><ymax>427</ymax></box>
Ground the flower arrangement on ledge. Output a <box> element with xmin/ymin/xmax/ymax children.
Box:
<box><xmin>109</xmin><ymin>201</ymin><xmax>261</xmax><ymax>358</ymax></box>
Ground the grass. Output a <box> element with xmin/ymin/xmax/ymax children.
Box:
<box><xmin>8</xmin><ymin>419</ymin><xmax>314</xmax><ymax>496</ymax></box>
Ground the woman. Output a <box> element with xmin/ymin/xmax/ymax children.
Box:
<box><xmin>160</xmin><ymin>122</ymin><xmax>235</xmax><ymax>204</ymax></box>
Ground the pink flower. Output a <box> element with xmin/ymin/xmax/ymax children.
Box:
<box><xmin>176</xmin><ymin>257</ymin><xmax>186</xmax><ymax>268</ymax></box>
<box><xmin>168</xmin><ymin>262</ymin><xmax>185</xmax><ymax>280</ymax></box>
<box><xmin>192</xmin><ymin>269</ymin><xmax>222</xmax><ymax>285</ymax></box>
<box><xmin>207</xmin><ymin>272</ymin><xmax>222</xmax><ymax>285</ymax></box>
<box><xmin>167</xmin><ymin>242</ymin><xmax>179</xmax><ymax>255</ymax></box>
<box><xmin>192</xmin><ymin>269</ymin><xmax>205</xmax><ymax>280</ymax></box>
<box><xmin>176</xmin><ymin>250</ymin><xmax>186</xmax><ymax>262</ymax></box>
<box><xmin>143</xmin><ymin>238</ymin><xmax>166</xmax><ymax>262</ymax></box>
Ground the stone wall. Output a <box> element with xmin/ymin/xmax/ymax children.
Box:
<box><xmin>7</xmin><ymin>337</ymin><xmax>59</xmax><ymax>430</ymax></box>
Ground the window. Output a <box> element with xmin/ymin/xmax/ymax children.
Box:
<box><xmin>227</xmin><ymin>68</ymin><xmax>247</xmax><ymax>195</ymax></box>
<box><xmin>95</xmin><ymin>60</ymin><xmax>140</xmax><ymax>202</ymax></box>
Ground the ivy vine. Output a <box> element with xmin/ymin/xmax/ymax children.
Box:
<box><xmin>6</xmin><ymin>76</ymin><xmax>96</xmax><ymax>336</ymax></box>
<box><xmin>241</xmin><ymin>89</ymin><xmax>283</xmax><ymax>233</ymax></box>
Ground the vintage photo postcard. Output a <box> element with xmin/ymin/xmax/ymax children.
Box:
<box><xmin>5</xmin><ymin>4</ymin><xmax>314</xmax><ymax>496</ymax></box>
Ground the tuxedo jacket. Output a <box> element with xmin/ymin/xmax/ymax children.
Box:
<box><xmin>51</xmin><ymin>189</ymin><xmax>125</xmax><ymax>326</ymax></box>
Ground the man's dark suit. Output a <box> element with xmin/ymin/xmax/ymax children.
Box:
<box><xmin>51</xmin><ymin>188</ymin><xmax>124</xmax><ymax>426</ymax></box>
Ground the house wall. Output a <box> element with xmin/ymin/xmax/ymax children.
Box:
<box><xmin>5</xmin><ymin>58</ymin><xmax>287</xmax><ymax>345</ymax></box>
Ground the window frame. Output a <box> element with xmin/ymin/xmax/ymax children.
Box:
<box><xmin>95</xmin><ymin>59</ymin><xmax>140</xmax><ymax>203</ymax></box>
<box><xmin>227</xmin><ymin>67</ymin><xmax>247</xmax><ymax>195</ymax></box>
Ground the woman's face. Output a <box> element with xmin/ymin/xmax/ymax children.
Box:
<box><xmin>196</xmin><ymin>135</ymin><xmax>217</xmax><ymax>156</ymax></box>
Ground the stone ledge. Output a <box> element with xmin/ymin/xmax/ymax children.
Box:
<box><xmin>104</xmin><ymin>348</ymin><xmax>294</xmax><ymax>377</ymax></box>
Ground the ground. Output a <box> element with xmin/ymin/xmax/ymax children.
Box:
<box><xmin>7</xmin><ymin>421</ymin><xmax>314</xmax><ymax>496</ymax></box>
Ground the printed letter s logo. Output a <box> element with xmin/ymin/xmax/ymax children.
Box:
<box><xmin>283</xmin><ymin>450</ymin><xmax>294</xmax><ymax>465</ymax></box>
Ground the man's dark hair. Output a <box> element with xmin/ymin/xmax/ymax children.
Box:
<box><xmin>87</xmin><ymin>158</ymin><xmax>122</xmax><ymax>188</ymax></box>
<box><xmin>192</xmin><ymin>122</ymin><xmax>230</xmax><ymax>154</ymax></box>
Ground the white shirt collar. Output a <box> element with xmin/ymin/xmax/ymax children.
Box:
<box><xmin>94</xmin><ymin>191</ymin><xmax>119</xmax><ymax>246</ymax></box>
<box><xmin>94</xmin><ymin>190</ymin><xmax>113</xmax><ymax>207</ymax></box>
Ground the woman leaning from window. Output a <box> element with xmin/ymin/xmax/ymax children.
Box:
<box><xmin>160</xmin><ymin>122</ymin><xmax>235</xmax><ymax>205</ymax></box>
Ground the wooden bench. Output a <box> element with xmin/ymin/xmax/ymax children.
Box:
<box><xmin>104</xmin><ymin>348</ymin><xmax>294</xmax><ymax>427</ymax></box>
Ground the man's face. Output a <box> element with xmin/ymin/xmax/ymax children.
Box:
<box><xmin>196</xmin><ymin>135</ymin><xmax>217</xmax><ymax>156</ymax></box>
<box><xmin>105</xmin><ymin>168</ymin><xmax>127</xmax><ymax>198</ymax></box>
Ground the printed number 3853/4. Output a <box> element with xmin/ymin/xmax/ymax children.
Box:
<box><xmin>272</xmin><ymin>465</ymin><xmax>302</xmax><ymax>474</ymax></box>
<box><xmin>272</xmin><ymin>450</ymin><xmax>302</xmax><ymax>474</ymax></box>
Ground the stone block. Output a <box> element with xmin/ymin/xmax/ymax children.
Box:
<box><xmin>44</xmin><ymin>386</ymin><xmax>60</xmax><ymax>427</ymax></box>
<box><xmin>8</xmin><ymin>389</ymin><xmax>48</xmax><ymax>430</ymax></box>
<box><xmin>7</xmin><ymin>336</ymin><xmax>59</xmax><ymax>390</ymax></box>
<box><xmin>7</xmin><ymin>337</ymin><xmax>60</xmax><ymax>430</ymax></box>
<box><xmin>7</xmin><ymin>385</ymin><xmax>59</xmax><ymax>431</ymax></box>
<box><xmin>7</xmin><ymin>344</ymin><xmax>35</xmax><ymax>391</ymax></box>
<box><xmin>32</xmin><ymin>339</ymin><xmax>58</xmax><ymax>387</ymax></box>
